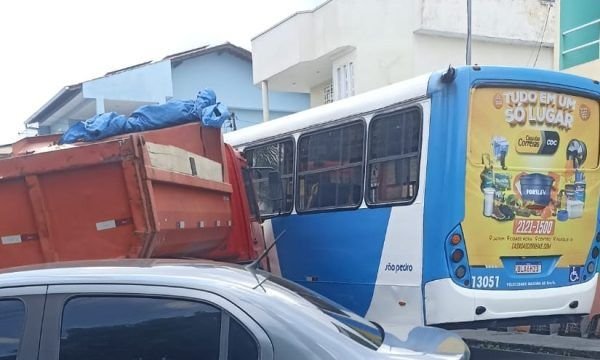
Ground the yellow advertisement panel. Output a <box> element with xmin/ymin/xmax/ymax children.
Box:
<box><xmin>463</xmin><ymin>88</ymin><xmax>600</xmax><ymax>267</ymax></box>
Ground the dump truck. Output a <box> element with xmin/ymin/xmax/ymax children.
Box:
<box><xmin>0</xmin><ymin>122</ymin><xmax>268</xmax><ymax>268</ymax></box>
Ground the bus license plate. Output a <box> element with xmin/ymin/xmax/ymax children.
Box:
<box><xmin>515</xmin><ymin>263</ymin><xmax>541</xmax><ymax>274</ymax></box>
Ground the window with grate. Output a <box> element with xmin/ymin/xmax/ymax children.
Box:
<box><xmin>367</xmin><ymin>108</ymin><xmax>422</xmax><ymax>205</ymax></box>
<box><xmin>324</xmin><ymin>82</ymin><xmax>334</xmax><ymax>104</ymax></box>
<box><xmin>244</xmin><ymin>139</ymin><xmax>295</xmax><ymax>215</ymax></box>
<box><xmin>297</xmin><ymin>121</ymin><xmax>365</xmax><ymax>212</ymax></box>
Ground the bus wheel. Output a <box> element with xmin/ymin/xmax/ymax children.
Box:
<box><xmin>581</xmin><ymin>315</ymin><xmax>599</xmax><ymax>338</ymax></box>
<box><xmin>590</xmin><ymin>316</ymin><xmax>600</xmax><ymax>338</ymax></box>
<box><xmin>580</xmin><ymin>316</ymin><xmax>592</xmax><ymax>338</ymax></box>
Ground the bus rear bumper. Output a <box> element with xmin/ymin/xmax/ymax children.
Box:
<box><xmin>424</xmin><ymin>274</ymin><xmax>598</xmax><ymax>325</ymax></box>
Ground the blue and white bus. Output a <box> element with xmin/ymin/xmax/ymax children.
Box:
<box><xmin>225</xmin><ymin>66</ymin><xmax>600</xmax><ymax>328</ymax></box>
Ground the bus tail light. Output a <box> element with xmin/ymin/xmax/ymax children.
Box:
<box><xmin>455</xmin><ymin>266</ymin><xmax>466</xmax><ymax>279</ymax></box>
<box><xmin>592</xmin><ymin>247</ymin><xmax>599</xmax><ymax>259</ymax></box>
<box><xmin>446</xmin><ymin>226</ymin><xmax>471</xmax><ymax>287</ymax></box>
<box><xmin>451</xmin><ymin>249</ymin><xmax>464</xmax><ymax>263</ymax></box>
<box><xmin>587</xmin><ymin>261</ymin><xmax>595</xmax><ymax>274</ymax></box>
<box><xmin>450</xmin><ymin>234</ymin><xmax>462</xmax><ymax>246</ymax></box>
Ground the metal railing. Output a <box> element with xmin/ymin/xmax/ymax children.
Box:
<box><xmin>561</xmin><ymin>18</ymin><xmax>600</xmax><ymax>57</ymax></box>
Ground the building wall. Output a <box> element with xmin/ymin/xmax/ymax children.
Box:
<box><xmin>30</xmin><ymin>44</ymin><xmax>310</xmax><ymax>135</ymax></box>
<box><xmin>251</xmin><ymin>13</ymin><xmax>314</xmax><ymax>86</ymax></box>
<box><xmin>47</xmin><ymin>118</ymin><xmax>92</xmax><ymax>135</ymax></box>
<box><xmin>227</xmin><ymin>108</ymin><xmax>262</xmax><ymax>130</ymax></box>
<box><xmin>49</xmin><ymin>120</ymin><xmax>70</xmax><ymax>135</ymax></box>
<box><xmin>310</xmin><ymin>80</ymin><xmax>333</xmax><ymax>107</ymax></box>
<box><xmin>254</xmin><ymin>0</ymin><xmax>557</xmax><ymax>108</ymax></box>
<box><xmin>83</xmin><ymin>60</ymin><xmax>173</xmax><ymax>103</ymax></box>
<box><xmin>412</xmin><ymin>35</ymin><xmax>554</xmax><ymax>76</ymax></box>
<box><xmin>563</xmin><ymin>60</ymin><xmax>600</xmax><ymax>79</ymax></box>
<box><xmin>253</xmin><ymin>0</ymin><xmax>416</xmax><ymax>92</ymax></box>
<box><xmin>171</xmin><ymin>51</ymin><xmax>309</xmax><ymax>127</ymax></box>
<box><xmin>419</xmin><ymin>0</ymin><xmax>556</xmax><ymax>44</ymax></box>
<box><xmin>337</xmin><ymin>0</ymin><xmax>554</xmax><ymax>95</ymax></box>
<box><xmin>304</xmin><ymin>0</ymin><xmax>419</xmax><ymax>96</ymax></box>
<box><xmin>226</xmin><ymin>108</ymin><xmax>293</xmax><ymax>131</ymax></box>
<box><xmin>172</xmin><ymin>52</ymin><xmax>258</xmax><ymax>108</ymax></box>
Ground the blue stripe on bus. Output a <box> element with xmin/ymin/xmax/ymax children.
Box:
<box><xmin>422</xmin><ymin>68</ymin><xmax>470</xmax><ymax>284</ymax></box>
<box><xmin>271</xmin><ymin>207</ymin><xmax>392</xmax><ymax>316</ymax></box>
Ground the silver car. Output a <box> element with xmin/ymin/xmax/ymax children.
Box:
<box><xmin>0</xmin><ymin>259</ymin><xmax>469</xmax><ymax>359</ymax></box>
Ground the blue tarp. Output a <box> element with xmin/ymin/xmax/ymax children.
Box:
<box><xmin>59</xmin><ymin>89</ymin><xmax>229</xmax><ymax>144</ymax></box>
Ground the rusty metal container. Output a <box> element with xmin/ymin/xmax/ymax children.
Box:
<box><xmin>0</xmin><ymin>123</ymin><xmax>254</xmax><ymax>268</ymax></box>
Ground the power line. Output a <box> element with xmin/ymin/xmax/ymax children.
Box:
<box><xmin>532</xmin><ymin>4</ymin><xmax>552</xmax><ymax>67</ymax></box>
<box><xmin>235</xmin><ymin>118</ymin><xmax>260</xmax><ymax>125</ymax></box>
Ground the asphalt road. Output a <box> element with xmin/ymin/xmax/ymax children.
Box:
<box><xmin>457</xmin><ymin>330</ymin><xmax>600</xmax><ymax>359</ymax></box>
<box><xmin>471</xmin><ymin>348</ymin><xmax>593</xmax><ymax>359</ymax></box>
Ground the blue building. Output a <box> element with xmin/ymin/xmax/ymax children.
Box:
<box><xmin>26</xmin><ymin>43</ymin><xmax>309</xmax><ymax>134</ymax></box>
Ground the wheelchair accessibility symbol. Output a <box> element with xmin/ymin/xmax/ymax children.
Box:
<box><xmin>569</xmin><ymin>266</ymin><xmax>581</xmax><ymax>283</ymax></box>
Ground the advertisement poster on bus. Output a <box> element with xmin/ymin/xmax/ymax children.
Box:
<box><xmin>463</xmin><ymin>87</ymin><xmax>599</xmax><ymax>275</ymax></box>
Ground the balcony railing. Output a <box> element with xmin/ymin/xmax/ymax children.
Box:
<box><xmin>561</xmin><ymin>18</ymin><xmax>600</xmax><ymax>68</ymax></box>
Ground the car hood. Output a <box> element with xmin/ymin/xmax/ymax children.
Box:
<box><xmin>377</xmin><ymin>324</ymin><xmax>470</xmax><ymax>360</ymax></box>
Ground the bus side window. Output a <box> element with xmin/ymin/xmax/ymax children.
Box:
<box><xmin>367</xmin><ymin>108</ymin><xmax>422</xmax><ymax>205</ymax></box>
<box><xmin>244</xmin><ymin>139</ymin><xmax>294</xmax><ymax>216</ymax></box>
<box><xmin>297</xmin><ymin>121</ymin><xmax>365</xmax><ymax>212</ymax></box>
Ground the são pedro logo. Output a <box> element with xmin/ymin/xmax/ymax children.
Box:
<box><xmin>500</xmin><ymin>90</ymin><xmax>576</xmax><ymax>130</ymax></box>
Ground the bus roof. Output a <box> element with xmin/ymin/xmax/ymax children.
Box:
<box><xmin>225</xmin><ymin>66</ymin><xmax>600</xmax><ymax>148</ymax></box>
<box><xmin>225</xmin><ymin>73</ymin><xmax>431</xmax><ymax>147</ymax></box>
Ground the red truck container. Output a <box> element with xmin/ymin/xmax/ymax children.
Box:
<box><xmin>0</xmin><ymin>123</ymin><xmax>265</xmax><ymax>268</ymax></box>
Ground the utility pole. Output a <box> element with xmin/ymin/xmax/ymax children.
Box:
<box><xmin>466</xmin><ymin>0</ymin><xmax>472</xmax><ymax>65</ymax></box>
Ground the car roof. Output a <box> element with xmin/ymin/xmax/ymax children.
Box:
<box><xmin>0</xmin><ymin>259</ymin><xmax>264</xmax><ymax>291</ymax></box>
<box><xmin>0</xmin><ymin>259</ymin><xmax>391</xmax><ymax>359</ymax></box>
<box><xmin>0</xmin><ymin>259</ymin><xmax>466</xmax><ymax>360</ymax></box>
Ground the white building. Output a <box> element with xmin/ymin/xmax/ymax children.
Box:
<box><xmin>252</xmin><ymin>0</ymin><xmax>557</xmax><ymax>108</ymax></box>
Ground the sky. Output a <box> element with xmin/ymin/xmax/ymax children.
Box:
<box><xmin>0</xmin><ymin>0</ymin><xmax>324</xmax><ymax>144</ymax></box>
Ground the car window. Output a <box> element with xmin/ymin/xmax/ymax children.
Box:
<box><xmin>263</xmin><ymin>274</ymin><xmax>383</xmax><ymax>350</ymax></box>
<box><xmin>228</xmin><ymin>317</ymin><xmax>258</xmax><ymax>360</ymax></box>
<box><xmin>0</xmin><ymin>299</ymin><xmax>26</xmax><ymax>360</ymax></box>
<box><xmin>59</xmin><ymin>296</ymin><xmax>221</xmax><ymax>360</ymax></box>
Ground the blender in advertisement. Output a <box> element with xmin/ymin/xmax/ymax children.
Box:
<box><xmin>564</xmin><ymin>139</ymin><xmax>587</xmax><ymax>219</ymax></box>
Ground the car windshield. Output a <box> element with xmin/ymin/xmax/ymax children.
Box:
<box><xmin>263</xmin><ymin>274</ymin><xmax>384</xmax><ymax>349</ymax></box>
